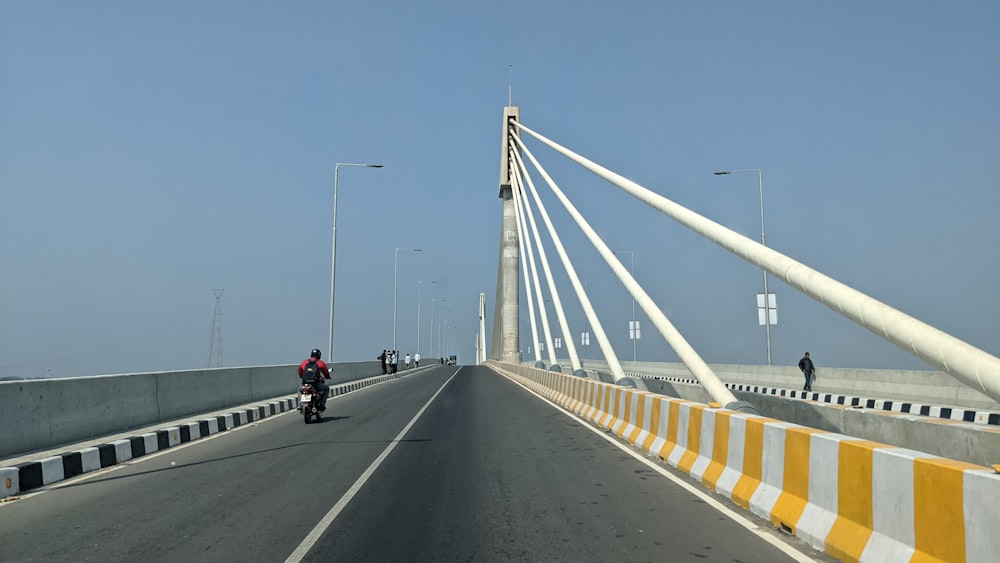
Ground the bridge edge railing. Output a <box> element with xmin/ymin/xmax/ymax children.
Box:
<box><xmin>0</xmin><ymin>361</ymin><xmax>382</xmax><ymax>459</ymax></box>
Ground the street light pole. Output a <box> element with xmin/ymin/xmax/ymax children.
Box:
<box><xmin>614</xmin><ymin>250</ymin><xmax>637</xmax><ymax>365</ymax></box>
<box><xmin>714</xmin><ymin>168</ymin><xmax>772</xmax><ymax>365</ymax></box>
<box><xmin>430</xmin><ymin>299</ymin><xmax>446</xmax><ymax>360</ymax></box>
<box><xmin>569</xmin><ymin>280</ymin><xmax>590</xmax><ymax>364</ymax></box>
<box><xmin>329</xmin><ymin>162</ymin><xmax>383</xmax><ymax>359</ymax></box>
<box><xmin>436</xmin><ymin>310</ymin><xmax>450</xmax><ymax>357</ymax></box>
<box><xmin>447</xmin><ymin>323</ymin><xmax>454</xmax><ymax>357</ymax></box>
<box><xmin>439</xmin><ymin>317</ymin><xmax>447</xmax><ymax>358</ymax></box>
<box><xmin>417</xmin><ymin>280</ymin><xmax>437</xmax><ymax>357</ymax></box>
<box><xmin>393</xmin><ymin>248</ymin><xmax>422</xmax><ymax>352</ymax></box>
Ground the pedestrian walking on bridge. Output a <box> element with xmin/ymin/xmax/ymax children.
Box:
<box><xmin>799</xmin><ymin>352</ymin><xmax>816</xmax><ymax>392</ymax></box>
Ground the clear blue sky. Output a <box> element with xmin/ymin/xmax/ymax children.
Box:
<box><xmin>2</xmin><ymin>1</ymin><xmax>997</xmax><ymax>379</ymax></box>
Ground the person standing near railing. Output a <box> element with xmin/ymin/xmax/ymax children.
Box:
<box><xmin>378</xmin><ymin>350</ymin><xmax>387</xmax><ymax>375</ymax></box>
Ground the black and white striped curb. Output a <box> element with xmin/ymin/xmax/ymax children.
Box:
<box><xmin>1</xmin><ymin>372</ymin><xmax>407</xmax><ymax>499</ymax></box>
<box><xmin>629</xmin><ymin>373</ymin><xmax>1000</xmax><ymax>426</ymax></box>
<box><xmin>0</xmin><ymin>397</ymin><xmax>298</xmax><ymax>500</ymax></box>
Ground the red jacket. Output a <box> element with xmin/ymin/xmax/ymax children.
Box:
<box><xmin>298</xmin><ymin>359</ymin><xmax>330</xmax><ymax>380</ymax></box>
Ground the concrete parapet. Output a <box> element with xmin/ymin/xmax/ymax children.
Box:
<box><xmin>1</xmin><ymin>366</ymin><xmax>415</xmax><ymax>499</ymax></box>
<box><xmin>638</xmin><ymin>374</ymin><xmax>1000</xmax><ymax>466</ymax></box>
<box><xmin>558</xmin><ymin>359</ymin><xmax>1000</xmax><ymax>411</ymax></box>
<box><xmin>1</xmin><ymin>374</ymin><xmax>158</xmax><ymax>458</ymax></box>
<box><xmin>0</xmin><ymin>361</ymin><xmax>382</xmax><ymax>458</ymax></box>
<box><xmin>492</xmin><ymin>360</ymin><xmax>999</xmax><ymax>563</ymax></box>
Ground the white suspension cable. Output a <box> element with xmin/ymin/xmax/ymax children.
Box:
<box><xmin>510</xmin><ymin>147</ymin><xmax>583</xmax><ymax>371</ymax></box>
<box><xmin>510</xmin><ymin>167</ymin><xmax>542</xmax><ymax>364</ymax></box>
<box><xmin>512</xmin><ymin>120</ymin><xmax>1000</xmax><ymax>406</ymax></box>
<box><xmin>512</xmin><ymin>132</ymin><xmax>743</xmax><ymax>407</ymax></box>
<box><xmin>512</xmin><ymin>156</ymin><xmax>559</xmax><ymax>367</ymax></box>
<box><xmin>512</xmin><ymin>138</ymin><xmax>622</xmax><ymax>379</ymax></box>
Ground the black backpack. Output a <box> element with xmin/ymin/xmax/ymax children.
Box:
<box><xmin>302</xmin><ymin>359</ymin><xmax>320</xmax><ymax>382</ymax></box>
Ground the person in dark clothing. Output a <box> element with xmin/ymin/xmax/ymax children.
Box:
<box><xmin>798</xmin><ymin>352</ymin><xmax>815</xmax><ymax>392</ymax></box>
<box><xmin>378</xmin><ymin>350</ymin><xmax>387</xmax><ymax>375</ymax></box>
<box><xmin>298</xmin><ymin>349</ymin><xmax>331</xmax><ymax>410</ymax></box>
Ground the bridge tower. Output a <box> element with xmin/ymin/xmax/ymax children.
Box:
<box><xmin>207</xmin><ymin>288</ymin><xmax>224</xmax><ymax>368</ymax></box>
<box><xmin>478</xmin><ymin>292</ymin><xmax>487</xmax><ymax>364</ymax></box>
<box><xmin>496</xmin><ymin>105</ymin><xmax>521</xmax><ymax>363</ymax></box>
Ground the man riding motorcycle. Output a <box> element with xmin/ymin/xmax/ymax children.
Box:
<box><xmin>298</xmin><ymin>349</ymin><xmax>331</xmax><ymax>411</ymax></box>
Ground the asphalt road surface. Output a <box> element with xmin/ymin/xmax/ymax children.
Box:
<box><xmin>0</xmin><ymin>365</ymin><xmax>818</xmax><ymax>562</ymax></box>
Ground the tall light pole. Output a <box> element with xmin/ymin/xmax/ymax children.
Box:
<box><xmin>329</xmin><ymin>162</ymin><xmax>383</xmax><ymax>359</ymax></box>
<box><xmin>430</xmin><ymin>299</ymin><xmax>446</xmax><ymax>360</ymax></box>
<box><xmin>436</xmin><ymin>310</ymin><xmax>450</xmax><ymax>357</ymax></box>
<box><xmin>613</xmin><ymin>250</ymin><xmax>637</xmax><ymax>365</ymax></box>
<box><xmin>714</xmin><ymin>168</ymin><xmax>772</xmax><ymax>365</ymax></box>
<box><xmin>569</xmin><ymin>280</ymin><xmax>590</xmax><ymax>364</ymax></box>
<box><xmin>393</xmin><ymin>248</ymin><xmax>422</xmax><ymax>352</ymax></box>
<box><xmin>416</xmin><ymin>280</ymin><xmax>437</xmax><ymax>357</ymax></box>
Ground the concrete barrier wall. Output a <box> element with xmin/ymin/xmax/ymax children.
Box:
<box><xmin>0</xmin><ymin>361</ymin><xmax>381</xmax><ymax>458</ymax></box>
<box><xmin>492</xmin><ymin>361</ymin><xmax>999</xmax><ymax>563</ymax></box>
<box><xmin>548</xmin><ymin>360</ymin><xmax>1000</xmax><ymax>411</ymax></box>
<box><xmin>637</xmin><ymin>377</ymin><xmax>1000</xmax><ymax>467</ymax></box>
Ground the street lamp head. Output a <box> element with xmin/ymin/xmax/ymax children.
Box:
<box><xmin>336</xmin><ymin>162</ymin><xmax>384</xmax><ymax>170</ymax></box>
<box><xmin>713</xmin><ymin>171</ymin><xmax>731</xmax><ymax>175</ymax></box>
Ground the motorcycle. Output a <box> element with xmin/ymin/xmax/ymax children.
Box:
<box><xmin>298</xmin><ymin>380</ymin><xmax>324</xmax><ymax>424</ymax></box>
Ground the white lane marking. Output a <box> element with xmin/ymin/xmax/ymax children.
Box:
<box><xmin>494</xmin><ymin>367</ymin><xmax>818</xmax><ymax>563</ymax></box>
<box><xmin>284</xmin><ymin>368</ymin><xmax>461</xmax><ymax>563</ymax></box>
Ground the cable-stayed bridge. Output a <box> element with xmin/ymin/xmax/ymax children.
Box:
<box><xmin>1</xmin><ymin>106</ymin><xmax>998</xmax><ymax>563</ymax></box>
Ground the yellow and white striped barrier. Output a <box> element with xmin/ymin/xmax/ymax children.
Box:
<box><xmin>492</xmin><ymin>362</ymin><xmax>999</xmax><ymax>563</ymax></box>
